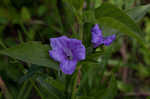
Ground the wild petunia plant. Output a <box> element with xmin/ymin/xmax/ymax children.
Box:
<box><xmin>49</xmin><ymin>24</ymin><xmax>115</xmax><ymax>75</ymax></box>
<box><xmin>0</xmin><ymin>1</ymin><xmax>150</xmax><ymax>99</ymax></box>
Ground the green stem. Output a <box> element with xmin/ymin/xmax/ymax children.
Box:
<box><xmin>71</xmin><ymin>9</ymin><xmax>83</xmax><ymax>99</ymax></box>
<box><xmin>72</xmin><ymin>75</ymin><xmax>78</xmax><ymax>99</ymax></box>
<box><xmin>79</xmin><ymin>22</ymin><xmax>83</xmax><ymax>40</ymax></box>
<box><xmin>74</xmin><ymin>10</ymin><xmax>83</xmax><ymax>40</ymax></box>
<box><xmin>71</xmin><ymin>66</ymin><xmax>81</xmax><ymax>99</ymax></box>
<box><xmin>0</xmin><ymin>39</ymin><xmax>7</xmax><ymax>49</ymax></box>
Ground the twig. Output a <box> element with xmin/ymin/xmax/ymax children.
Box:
<box><xmin>120</xmin><ymin>39</ymin><xmax>128</xmax><ymax>83</ymax></box>
<box><xmin>125</xmin><ymin>92</ymin><xmax>150</xmax><ymax>96</ymax></box>
<box><xmin>29</xmin><ymin>20</ymin><xmax>48</xmax><ymax>26</ymax></box>
<box><xmin>77</xmin><ymin>67</ymin><xmax>81</xmax><ymax>86</ymax></box>
<box><xmin>0</xmin><ymin>76</ymin><xmax>12</xmax><ymax>99</ymax></box>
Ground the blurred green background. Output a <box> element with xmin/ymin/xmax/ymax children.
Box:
<box><xmin>0</xmin><ymin>0</ymin><xmax>150</xmax><ymax>99</ymax></box>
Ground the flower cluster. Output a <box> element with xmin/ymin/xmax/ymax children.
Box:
<box><xmin>91</xmin><ymin>24</ymin><xmax>116</xmax><ymax>48</ymax></box>
<box><xmin>49</xmin><ymin>24</ymin><xmax>116</xmax><ymax>75</ymax></box>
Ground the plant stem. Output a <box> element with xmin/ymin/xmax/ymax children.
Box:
<box><xmin>78</xmin><ymin>11</ymin><xmax>83</xmax><ymax>40</ymax></box>
<box><xmin>0</xmin><ymin>77</ymin><xmax>12</xmax><ymax>99</ymax></box>
<box><xmin>71</xmin><ymin>9</ymin><xmax>83</xmax><ymax>99</ymax></box>
<box><xmin>74</xmin><ymin>10</ymin><xmax>83</xmax><ymax>40</ymax></box>
<box><xmin>79</xmin><ymin>22</ymin><xmax>83</xmax><ymax>41</ymax></box>
<box><xmin>71</xmin><ymin>66</ymin><xmax>81</xmax><ymax>99</ymax></box>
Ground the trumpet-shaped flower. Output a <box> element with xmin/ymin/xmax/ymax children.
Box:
<box><xmin>49</xmin><ymin>36</ymin><xmax>85</xmax><ymax>75</ymax></box>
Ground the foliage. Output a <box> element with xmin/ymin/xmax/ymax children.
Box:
<box><xmin>0</xmin><ymin>0</ymin><xmax>149</xmax><ymax>99</ymax></box>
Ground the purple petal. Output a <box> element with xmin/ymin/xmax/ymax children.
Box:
<box><xmin>91</xmin><ymin>24</ymin><xmax>103</xmax><ymax>48</ymax></box>
<box><xmin>103</xmin><ymin>34</ymin><xmax>116</xmax><ymax>46</ymax></box>
<box><xmin>91</xmin><ymin>24</ymin><xmax>102</xmax><ymax>35</ymax></box>
<box><xmin>92</xmin><ymin>42</ymin><xmax>102</xmax><ymax>48</ymax></box>
<box><xmin>50</xmin><ymin>36</ymin><xmax>68</xmax><ymax>49</ymax></box>
<box><xmin>49</xmin><ymin>50</ymin><xmax>66</xmax><ymax>62</ymax></box>
<box><xmin>69</xmin><ymin>38</ymin><xmax>86</xmax><ymax>61</ymax></box>
<box><xmin>49</xmin><ymin>36</ymin><xmax>69</xmax><ymax>62</ymax></box>
<box><xmin>60</xmin><ymin>59</ymin><xmax>77</xmax><ymax>75</ymax></box>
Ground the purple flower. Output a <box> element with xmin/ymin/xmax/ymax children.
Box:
<box><xmin>91</xmin><ymin>24</ymin><xmax>116</xmax><ymax>48</ymax></box>
<box><xmin>49</xmin><ymin>36</ymin><xmax>85</xmax><ymax>75</ymax></box>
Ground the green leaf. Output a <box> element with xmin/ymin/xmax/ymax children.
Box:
<box><xmin>98</xmin><ymin>75</ymin><xmax>117</xmax><ymax>99</ymax></box>
<box><xmin>137</xmin><ymin>65</ymin><xmax>150</xmax><ymax>78</ymax></box>
<box><xmin>83</xmin><ymin>10</ymin><xmax>96</xmax><ymax>23</ymax></box>
<box><xmin>77</xmin><ymin>96</ymin><xmax>96</xmax><ymax>99</ymax></box>
<box><xmin>37</xmin><ymin>76</ymin><xmax>64</xmax><ymax>99</ymax></box>
<box><xmin>61</xmin><ymin>0</ymin><xmax>76</xmax><ymax>34</ymax></box>
<box><xmin>44</xmin><ymin>0</ymin><xmax>64</xmax><ymax>34</ymax></box>
<box><xmin>21</xmin><ymin>7</ymin><xmax>31</xmax><ymax>22</ymax></box>
<box><xmin>0</xmin><ymin>7</ymin><xmax>9</xmax><ymax>24</ymax></box>
<box><xmin>117</xmin><ymin>81</ymin><xmax>133</xmax><ymax>92</ymax></box>
<box><xmin>109</xmin><ymin>0</ymin><xmax>124</xmax><ymax>9</ymax></box>
<box><xmin>126</xmin><ymin>4</ymin><xmax>150</xmax><ymax>22</ymax></box>
<box><xmin>46</xmin><ymin>77</ymin><xmax>65</xmax><ymax>92</ymax></box>
<box><xmin>0</xmin><ymin>41</ymin><xmax>59</xmax><ymax>70</ymax></box>
<box><xmin>95</xmin><ymin>3</ymin><xmax>144</xmax><ymax>46</ymax></box>
<box><xmin>19</xmin><ymin>65</ymin><xmax>42</xmax><ymax>83</ymax></box>
<box><xmin>63</xmin><ymin>0</ymin><xmax>84</xmax><ymax>10</ymax></box>
<box><xmin>83</xmin><ymin>24</ymin><xmax>93</xmax><ymax>47</ymax></box>
<box><xmin>93</xmin><ymin>0</ymin><xmax>102</xmax><ymax>8</ymax></box>
<box><xmin>95</xmin><ymin>3</ymin><xmax>142</xmax><ymax>34</ymax></box>
<box><xmin>38</xmin><ymin>5</ymin><xmax>47</xmax><ymax>16</ymax></box>
<box><xmin>17</xmin><ymin>80</ymin><xmax>33</xmax><ymax>99</ymax></box>
<box><xmin>124</xmin><ymin>0</ymin><xmax>135</xmax><ymax>9</ymax></box>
